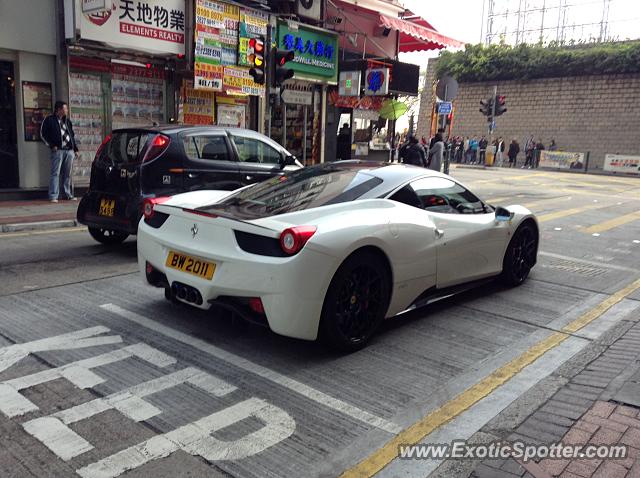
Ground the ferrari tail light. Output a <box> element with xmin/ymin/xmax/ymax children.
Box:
<box><xmin>143</xmin><ymin>196</ymin><xmax>171</xmax><ymax>220</ymax></box>
<box><xmin>279</xmin><ymin>226</ymin><xmax>317</xmax><ymax>255</ymax></box>
<box><xmin>142</xmin><ymin>134</ymin><xmax>171</xmax><ymax>163</ymax></box>
<box><xmin>94</xmin><ymin>134</ymin><xmax>111</xmax><ymax>162</ymax></box>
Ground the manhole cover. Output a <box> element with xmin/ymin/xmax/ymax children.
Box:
<box><xmin>546</xmin><ymin>259</ymin><xmax>608</xmax><ymax>277</ymax></box>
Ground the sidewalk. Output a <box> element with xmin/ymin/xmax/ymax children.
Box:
<box><xmin>0</xmin><ymin>199</ymin><xmax>80</xmax><ymax>232</ymax></box>
<box><xmin>462</xmin><ymin>317</ymin><xmax>640</xmax><ymax>478</ymax></box>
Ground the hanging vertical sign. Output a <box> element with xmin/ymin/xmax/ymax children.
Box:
<box><xmin>364</xmin><ymin>68</ymin><xmax>389</xmax><ymax>96</ymax></box>
<box><xmin>194</xmin><ymin>0</ymin><xmax>264</xmax><ymax>95</ymax></box>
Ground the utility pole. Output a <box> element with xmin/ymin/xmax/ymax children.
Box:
<box><xmin>489</xmin><ymin>85</ymin><xmax>497</xmax><ymax>164</ymax></box>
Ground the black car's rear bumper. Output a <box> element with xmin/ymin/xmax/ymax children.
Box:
<box><xmin>77</xmin><ymin>191</ymin><xmax>141</xmax><ymax>235</ymax></box>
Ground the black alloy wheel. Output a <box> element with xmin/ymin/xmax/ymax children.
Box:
<box><xmin>320</xmin><ymin>251</ymin><xmax>390</xmax><ymax>352</ymax></box>
<box><xmin>500</xmin><ymin>222</ymin><xmax>538</xmax><ymax>286</ymax></box>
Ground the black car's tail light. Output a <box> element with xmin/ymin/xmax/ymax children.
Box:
<box><xmin>144</xmin><ymin>211</ymin><xmax>169</xmax><ymax>228</ymax></box>
<box><xmin>234</xmin><ymin>230</ymin><xmax>288</xmax><ymax>257</ymax></box>
<box><xmin>93</xmin><ymin>134</ymin><xmax>111</xmax><ymax>163</ymax></box>
<box><xmin>142</xmin><ymin>134</ymin><xmax>171</xmax><ymax>163</ymax></box>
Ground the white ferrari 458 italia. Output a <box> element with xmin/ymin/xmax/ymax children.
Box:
<box><xmin>138</xmin><ymin>161</ymin><xmax>539</xmax><ymax>351</ymax></box>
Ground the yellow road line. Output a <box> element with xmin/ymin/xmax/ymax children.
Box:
<box><xmin>341</xmin><ymin>277</ymin><xmax>640</xmax><ymax>478</ymax></box>
<box><xmin>580</xmin><ymin>211</ymin><xmax>640</xmax><ymax>235</ymax></box>
<box><xmin>0</xmin><ymin>227</ymin><xmax>85</xmax><ymax>239</ymax></box>
<box><xmin>537</xmin><ymin>204</ymin><xmax>603</xmax><ymax>223</ymax></box>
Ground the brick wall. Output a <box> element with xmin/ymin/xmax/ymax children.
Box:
<box><xmin>416</xmin><ymin>58</ymin><xmax>640</xmax><ymax>169</ymax></box>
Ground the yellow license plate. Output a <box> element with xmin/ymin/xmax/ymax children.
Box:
<box><xmin>98</xmin><ymin>198</ymin><xmax>115</xmax><ymax>217</ymax></box>
<box><xmin>165</xmin><ymin>251</ymin><xmax>216</xmax><ymax>280</ymax></box>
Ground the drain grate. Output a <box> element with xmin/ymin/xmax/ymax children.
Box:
<box><xmin>545</xmin><ymin>258</ymin><xmax>608</xmax><ymax>277</ymax></box>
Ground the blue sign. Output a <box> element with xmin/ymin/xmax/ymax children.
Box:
<box><xmin>437</xmin><ymin>102</ymin><xmax>452</xmax><ymax>115</ymax></box>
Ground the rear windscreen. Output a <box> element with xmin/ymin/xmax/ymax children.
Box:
<box><xmin>197</xmin><ymin>166</ymin><xmax>383</xmax><ymax>219</ymax></box>
<box><xmin>102</xmin><ymin>132</ymin><xmax>152</xmax><ymax>164</ymax></box>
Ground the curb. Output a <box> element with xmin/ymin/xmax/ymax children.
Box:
<box><xmin>0</xmin><ymin>219</ymin><xmax>80</xmax><ymax>233</ymax></box>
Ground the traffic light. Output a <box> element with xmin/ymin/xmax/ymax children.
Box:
<box><xmin>494</xmin><ymin>95</ymin><xmax>507</xmax><ymax>116</ymax></box>
<box><xmin>248</xmin><ymin>37</ymin><xmax>266</xmax><ymax>85</ymax></box>
<box><xmin>479</xmin><ymin>97</ymin><xmax>493</xmax><ymax>117</ymax></box>
<box><xmin>272</xmin><ymin>48</ymin><xmax>295</xmax><ymax>87</ymax></box>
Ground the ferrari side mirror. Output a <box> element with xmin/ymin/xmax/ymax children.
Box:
<box><xmin>495</xmin><ymin>206</ymin><xmax>514</xmax><ymax>222</ymax></box>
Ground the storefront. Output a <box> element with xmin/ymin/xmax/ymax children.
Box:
<box><xmin>269</xmin><ymin>21</ymin><xmax>339</xmax><ymax>165</ymax></box>
<box><xmin>181</xmin><ymin>0</ymin><xmax>267</xmax><ymax>131</ymax></box>
<box><xmin>63</xmin><ymin>0</ymin><xmax>186</xmax><ymax>186</ymax></box>
<box><xmin>324</xmin><ymin>0</ymin><xmax>464</xmax><ymax>162</ymax></box>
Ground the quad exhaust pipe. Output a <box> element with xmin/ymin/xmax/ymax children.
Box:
<box><xmin>171</xmin><ymin>282</ymin><xmax>203</xmax><ymax>305</ymax></box>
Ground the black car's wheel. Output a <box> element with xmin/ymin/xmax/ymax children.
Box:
<box><xmin>500</xmin><ymin>222</ymin><xmax>538</xmax><ymax>286</ymax></box>
<box><xmin>88</xmin><ymin>227</ymin><xmax>129</xmax><ymax>245</ymax></box>
<box><xmin>320</xmin><ymin>251</ymin><xmax>391</xmax><ymax>352</ymax></box>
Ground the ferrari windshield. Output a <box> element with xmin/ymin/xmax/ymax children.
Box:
<box><xmin>197</xmin><ymin>164</ymin><xmax>383</xmax><ymax>219</ymax></box>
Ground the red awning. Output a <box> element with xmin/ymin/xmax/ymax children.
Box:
<box><xmin>379</xmin><ymin>14</ymin><xmax>465</xmax><ymax>52</ymax></box>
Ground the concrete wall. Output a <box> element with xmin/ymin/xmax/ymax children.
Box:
<box><xmin>417</xmin><ymin>58</ymin><xmax>640</xmax><ymax>170</ymax></box>
<box><xmin>0</xmin><ymin>0</ymin><xmax>58</xmax><ymax>188</ymax></box>
<box><xmin>0</xmin><ymin>0</ymin><xmax>57</xmax><ymax>56</ymax></box>
<box><xmin>15</xmin><ymin>51</ymin><xmax>57</xmax><ymax>188</ymax></box>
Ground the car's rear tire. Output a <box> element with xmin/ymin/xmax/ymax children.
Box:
<box><xmin>500</xmin><ymin>222</ymin><xmax>538</xmax><ymax>286</ymax></box>
<box><xmin>320</xmin><ymin>250</ymin><xmax>391</xmax><ymax>352</ymax></box>
<box><xmin>88</xmin><ymin>226</ymin><xmax>129</xmax><ymax>245</ymax></box>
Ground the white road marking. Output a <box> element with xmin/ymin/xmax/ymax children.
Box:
<box><xmin>592</xmin><ymin>233</ymin><xmax>601</xmax><ymax>237</ymax></box>
<box><xmin>0</xmin><ymin>343</ymin><xmax>176</xmax><ymax>417</ymax></box>
<box><xmin>76</xmin><ymin>397</ymin><xmax>296</xmax><ymax>478</ymax></box>
<box><xmin>23</xmin><ymin>416</ymin><xmax>94</xmax><ymax>461</ymax></box>
<box><xmin>633</xmin><ymin>240</ymin><xmax>640</xmax><ymax>244</ymax></box>
<box><xmin>53</xmin><ymin>367</ymin><xmax>236</xmax><ymax>426</ymax></box>
<box><xmin>100</xmin><ymin>303</ymin><xmax>402</xmax><ymax>434</ymax></box>
<box><xmin>0</xmin><ymin>326</ymin><xmax>122</xmax><ymax>374</ymax></box>
<box><xmin>554</xmin><ymin>227</ymin><xmax>562</xmax><ymax>231</ymax></box>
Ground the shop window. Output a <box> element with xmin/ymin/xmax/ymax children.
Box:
<box><xmin>183</xmin><ymin>135</ymin><xmax>231</xmax><ymax>162</ymax></box>
<box><xmin>231</xmin><ymin>135</ymin><xmax>281</xmax><ymax>164</ymax></box>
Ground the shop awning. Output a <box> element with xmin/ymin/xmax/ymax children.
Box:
<box><xmin>379</xmin><ymin>14</ymin><xmax>465</xmax><ymax>52</ymax></box>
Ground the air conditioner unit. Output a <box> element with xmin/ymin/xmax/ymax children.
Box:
<box><xmin>297</xmin><ymin>0</ymin><xmax>321</xmax><ymax>21</ymax></box>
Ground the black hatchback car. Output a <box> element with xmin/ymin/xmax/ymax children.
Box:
<box><xmin>77</xmin><ymin>126</ymin><xmax>302</xmax><ymax>244</ymax></box>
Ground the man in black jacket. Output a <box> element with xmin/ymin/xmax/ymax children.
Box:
<box><xmin>40</xmin><ymin>101</ymin><xmax>78</xmax><ymax>202</ymax></box>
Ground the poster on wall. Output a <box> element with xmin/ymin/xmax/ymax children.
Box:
<box><xmin>604</xmin><ymin>154</ymin><xmax>640</xmax><ymax>175</ymax></box>
<box><xmin>182</xmin><ymin>85</ymin><xmax>215</xmax><ymax>125</ymax></box>
<box><xmin>111</xmin><ymin>65</ymin><xmax>165</xmax><ymax>130</ymax></box>
<box><xmin>78</xmin><ymin>0</ymin><xmax>186</xmax><ymax>55</ymax></box>
<box><xmin>539</xmin><ymin>150</ymin><xmax>585</xmax><ymax>170</ymax></box>
<box><xmin>68</xmin><ymin>72</ymin><xmax>104</xmax><ymax>185</ymax></box>
<box><xmin>194</xmin><ymin>0</ymin><xmax>265</xmax><ymax>95</ymax></box>
<box><xmin>22</xmin><ymin>82</ymin><xmax>52</xmax><ymax>142</ymax></box>
<box><xmin>217</xmin><ymin>104</ymin><xmax>246</xmax><ymax>128</ymax></box>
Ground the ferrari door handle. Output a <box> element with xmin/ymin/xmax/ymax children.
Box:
<box><xmin>435</xmin><ymin>229</ymin><xmax>445</xmax><ymax>239</ymax></box>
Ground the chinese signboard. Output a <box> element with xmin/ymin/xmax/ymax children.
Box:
<box><xmin>539</xmin><ymin>150</ymin><xmax>585</xmax><ymax>170</ymax></box>
<box><xmin>78</xmin><ymin>0</ymin><xmax>186</xmax><ymax>55</ymax></box>
<box><xmin>277</xmin><ymin>22</ymin><xmax>339</xmax><ymax>84</ymax></box>
<box><xmin>604</xmin><ymin>154</ymin><xmax>640</xmax><ymax>176</ymax></box>
<box><xmin>194</xmin><ymin>0</ymin><xmax>265</xmax><ymax>95</ymax></box>
<box><xmin>22</xmin><ymin>82</ymin><xmax>52</xmax><ymax>142</ymax></box>
<box><xmin>364</xmin><ymin>68</ymin><xmax>389</xmax><ymax>96</ymax></box>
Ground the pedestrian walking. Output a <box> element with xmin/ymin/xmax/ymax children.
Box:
<box><xmin>403</xmin><ymin>135</ymin><xmax>428</xmax><ymax>167</ymax></box>
<box><xmin>428</xmin><ymin>135</ymin><xmax>444</xmax><ymax>172</ymax></box>
<box><xmin>496</xmin><ymin>137</ymin><xmax>505</xmax><ymax>167</ymax></box>
<box><xmin>478</xmin><ymin>136</ymin><xmax>488</xmax><ymax>165</ymax></box>
<box><xmin>469</xmin><ymin>137</ymin><xmax>479</xmax><ymax>164</ymax></box>
<box><xmin>507</xmin><ymin>139</ymin><xmax>520</xmax><ymax>168</ymax></box>
<box><xmin>40</xmin><ymin>101</ymin><xmax>78</xmax><ymax>202</ymax></box>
